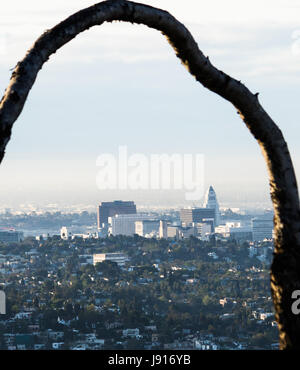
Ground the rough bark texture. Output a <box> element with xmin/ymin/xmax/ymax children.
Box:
<box><xmin>0</xmin><ymin>0</ymin><xmax>300</xmax><ymax>349</ymax></box>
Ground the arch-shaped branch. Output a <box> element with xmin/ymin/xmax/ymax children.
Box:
<box><xmin>1</xmin><ymin>0</ymin><xmax>300</xmax><ymax>349</ymax></box>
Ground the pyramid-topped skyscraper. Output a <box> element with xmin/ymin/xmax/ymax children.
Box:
<box><xmin>203</xmin><ymin>185</ymin><xmax>220</xmax><ymax>226</ymax></box>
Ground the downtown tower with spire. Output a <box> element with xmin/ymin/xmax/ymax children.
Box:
<box><xmin>179</xmin><ymin>185</ymin><xmax>221</xmax><ymax>232</ymax></box>
<box><xmin>203</xmin><ymin>185</ymin><xmax>221</xmax><ymax>227</ymax></box>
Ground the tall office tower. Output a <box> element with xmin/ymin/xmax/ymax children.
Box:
<box><xmin>203</xmin><ymin>185</ymin><xmax>221</xmax><ymax>226</ymax></box>
<box><xmin>251</xmin><ymin>217</ymin><xmax>274</xmax><ymax>242</ymax></box>
<box><xmin>180</xmin><ymin>208</ymin><xmax>215</xmax><ymax>228</ymax></box>
<box><xmin>97</xmin><ymin>200</ymin><xmax>137</xmax><ymax>229</ymax></box>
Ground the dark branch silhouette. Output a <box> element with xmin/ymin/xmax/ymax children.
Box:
<box><xmin>0</xmin><ymin>0</ymin><xmax>300</xmax><ymax>349</ymax></box>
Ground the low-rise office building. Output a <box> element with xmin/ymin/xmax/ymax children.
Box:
<box><xmin>93</xmin><ymin>252</ymin><xmax>129</xmax><ymax>266</ymax></box>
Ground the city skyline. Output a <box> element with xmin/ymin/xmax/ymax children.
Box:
<box><xmin>0</xmin><ymin>184</ymin><xmax>275</xmax><ymax>241</ymax></box>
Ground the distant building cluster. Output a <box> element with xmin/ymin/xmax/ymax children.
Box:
<box><xmin>57</xmin><ymin>185</ymin><xmax>274</xmax><ymax>246</ymax></box>
<box><xmin>0</xmin><ymin>185</ymin><xmax>272</xmax><ymax>247</ymax></box>
<box><xmin>89</xmin><ymin>186</ymin><xmax>273</xmax><ymax>244</ymax></box>
<box><xmin>60</xmin><ymin>226</ymin><xmax>98</xmax><ymax>241</ymax></box>
<box><xmin>214</xmin><ymin>214</ymin><xmax>273</xmax><ymax>244</ymax></box>
<box><xmin>92</xmin><ymin>188</ymin><xmax>220</xmax><ymax>241</ymax></box>
<box><xmin>215</xmin><ymin>222</ymin><xmax>253</xmax><ymax>242</ymax></box>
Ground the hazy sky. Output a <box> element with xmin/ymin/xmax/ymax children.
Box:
<box><xmin>0</xmin><ymin>0</ymin><xmax>300</xmax><ymax>210</ymax></box>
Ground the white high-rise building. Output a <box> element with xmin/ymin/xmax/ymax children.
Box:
<box><xmin>203</xmin><ymin>185</ymin><xmax>221</xmax><ymax>226</ymax></box>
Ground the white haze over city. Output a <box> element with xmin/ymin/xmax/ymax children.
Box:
<box><xmin>0</xmin><ymin>0</ymin><xmax>300</xmax><ymax>211</ymax></box>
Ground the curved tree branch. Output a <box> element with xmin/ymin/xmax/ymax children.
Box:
<box><xmin>1</xmin><ymin>0</ymin><xmax>300</xmax><ymax>349</ymax></box>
